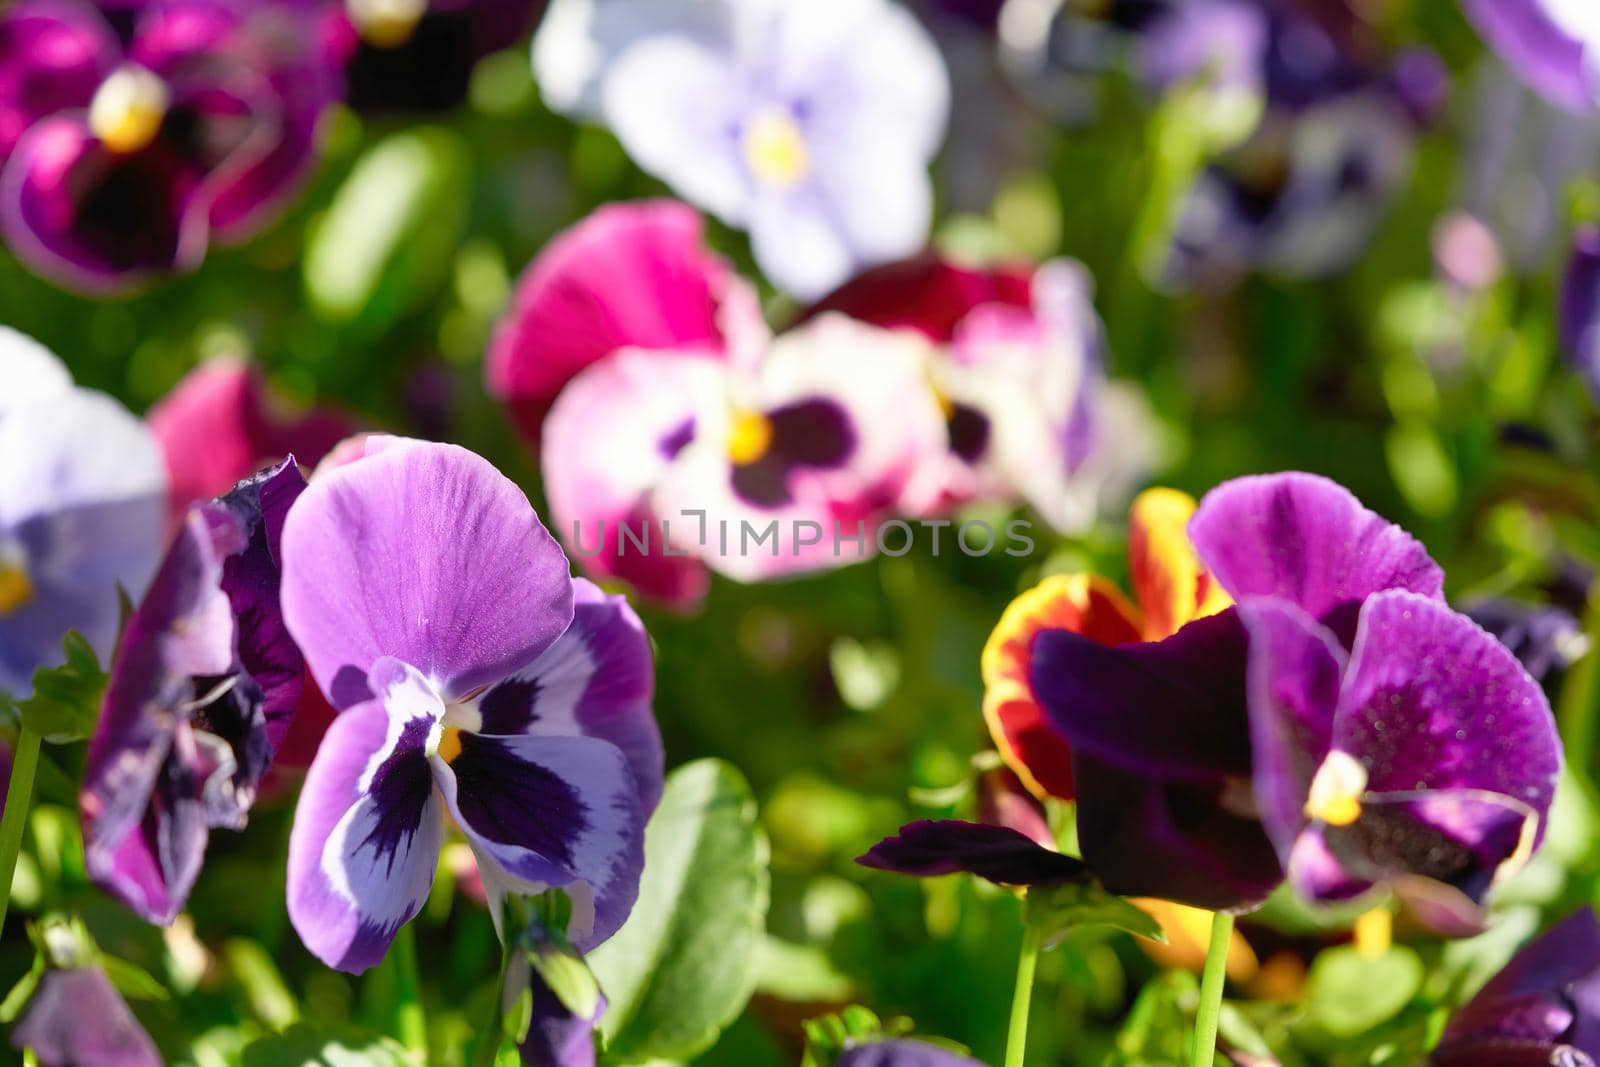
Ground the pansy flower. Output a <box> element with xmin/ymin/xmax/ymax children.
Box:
<box><xmin>532</xmin><ymin>0</ymin><xmax>950</xmax><ymax>298</ymax></box>
<box><xmin>0</xmin><ymin>0</ymin><xmax>338</xmax><ymax>291</ymax></box>
<box><xmin>486</xmin><ymin>199</ymin><xmax>763</xmax><ymax>444</ymax></box>
<box><xmin>147</xmin><ymin>357</ymin><xmax>356</xmax><ymax>515</ymax></box>
<box><xmin>322</xmin><ymin>0</ymin><xmax>548</xmax><ymax>112</ymax></box>
<box><xmin>281</xmin><ymin>436</ymin><xmax>657</xmax><ymax>971</ymax></box>
<box><xmin>1432</xmin><ymin>907</ymin><xmax>1600</xmax><ymax>1066</ymax></box>
<box><xmin>0</xmin><ymin>327</ymin><xmax>167</xmax><ymax>698</ymax></box>
<box><xmin>1460</xmin><ymin>0</ymin><xmax>1600</xmax><ymax>112</ymax></box>
<box><xmin>1562</xmin><ymin>225</ymin><xmax>1600</xmax><ymax>404</ymax></box>
<box><xmin>801</xmin><ymin>252</ymin><xmax>1033</xmax><ymax>344</ymax></box>
<box><xmin>836</xmin><ymin>1039</ymin><xmax>987</xmax><ymax>1067</ymax></box>
<box><xmin>11</xmin><ymin>965</ymin><xmax>161</xmax><ymax>1067</ymax></box>
<box><xmin>81</xmin><ymin>459</ymin><xmax>307</xmax><ymax>923</ymax></box>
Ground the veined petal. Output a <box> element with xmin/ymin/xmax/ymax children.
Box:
<box><xmin>280</xmin><ymin>437</ymin><xmax>575</xmax><ymax>706</ymax></box>
<box><xmin>856</xmin><ymin>820</ymin><xmax>1087</xmax><ymax>887</ymax></box>
<box><xmin>287</xmin><ymin>696</ymin><xmax>443</xmax><ymax>973</ymax></box>
<box><xmin>1128</xmin><ymin>487</ymin><xmax>1230</xmax><ymax>641</ymax></box>
<box><xmin>432</xmin><ymin>732</ymin><xmax>644</xmax><ymax>951</ymax></box>
<box><xmin>1188</xmin><ymin>472</ymin><xmax>1444</xmax><ymax>637</ymax></box>
<box><xmin>980</xmin><ymin>574</ymin><xmax>1142</xmax><ymax>800</ymax></box>
<box><xmin>472</xmin><ymin>578</ymin><xmax>663</xmax><ymax>812</ymax></box>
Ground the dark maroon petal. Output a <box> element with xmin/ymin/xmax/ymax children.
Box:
<box><xmin>0</xmin><ymin>0</ymin><xmax>118</xmax><ymax>158</ymax></box>
<box><xmin>1029</xmin><ymin>609</ymin><xmax>1252</xmax><ymax>783</ymax></box>
<box><xmin>11</xmin><ymin>967</ymin><xmax>161</xmax><ymax>1067</ymax></box>
<box><xmin>799</xmin><ymin>251</ymin><xmax>1034</xmax><ymax>342</ymax></box>
<box><xmin>1072</xmin><ymin>754</ymin><xmax>1283</xmax><ymax>911</ymax></box>
<box><xmin>856</xmin><ymin>820</ymin><xmax>1087</xmax><ymax>887</ymax></box>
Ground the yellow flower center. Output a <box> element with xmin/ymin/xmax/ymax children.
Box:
<box><xmin>0</xmin><ymin>562</ymin><xmax>32</xmax><ymax>616</ymax></box>
<box><xmin>347</xmin><ymin>0</ymin><xmax>427</xmax><ymax>48</ymax></box>
<box><xmin>1353</xmin><ymin>908</ymin><xmax>1392</xmax><ymax>959</ymax></box>
<box><xmin>1304</xmin><ymin>750</ymin><xmax>1367</xmax><ymax>827</ymax></box>
<box><xmin>727</xmin><ymin>410</ymin><xmax>773</xmax><ymax>465</ymax></box>
<box><xmin>742</xmin><ymin>110</ymin><xmax>810</xmax><ymax>188</ymax></box>
<box><xmin>435</xmin><ymin>725</ymin><xmax>464</xmax><ymax>764</ymax></box>
<box><xmin>89</xmin><ymin>66</ymin><xmax>169</xmax><ymax>155</ymax></box>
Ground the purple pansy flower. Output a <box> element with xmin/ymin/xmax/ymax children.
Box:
<box><xmin>0</xmin><ymin>327</ymin><xmax>167</xmax><ymax>699</ymax></box>
<box><xmin>0</xmin><ymin>0</ymin><xmax>337</xmax><ymax>291</ymax></box>
<box><xmin>1432</xmin><ymin>908</ymin><xmax>1600</xmax><ymax>1066</ymax></box>
<box><xmin>837</xmin><ymin>1039</ymin><xmax>987</xmax><ymax>1067</ymax></box>
<box><xmin>1461</xmin><ymin>0</ymin><xmax>1600</xmax><ymax>112</ymax></box>
<box><xmin>11</xmin><ymin>965</ymin><xmax>161</xmax><ymax>1067</ymax></box>
<box><xmin>281</xmin><ymin>436</ymin><xmax>657</xmax><ymax>972</ymax></box>
<box><xmin>533</xmin><ymin>0</ymin><xmax>950</xmax><ymax>298</ymax></box>
<box><xmin>858</xmin><ymin>819</ymin><xmax>1088</xmax><ymax>888</ymax></box>
<box><xmin>1561</xmin><ymin>225</ymin><xmax>1600</xmax><ymax>403</ymax></box>
<box><xmin>81</xmin><ymin>458</ymin><xmax>307</xmax><ymax>923</ymax></box>
<box><xmin>501</xmin><ymin>928</ymin><xmax>607</xmax><ymax>1067</ymax></box>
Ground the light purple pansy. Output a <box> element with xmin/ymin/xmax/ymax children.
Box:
<box><xmin>282</xmin><ymin>436</ymin><xmax>656</xmax><ymax>972</ymax></box>
<box><xmin>1240</xmin><ymin>590</ymin><xmax>1560</xmax><ymax>934</ymax></box>
<box><xmin>1562</xmin><ymin>225</ymin><xmax>1600</xmax><ymax>404</ymax></box>
<box><xmin>1461</xmin><ymin>0</ymin><xmax>1600</xmax><ymax>112</ymax></box>
<box><xmin>837</xmin><ymin>1039</ymin><xmax>987</xmax><ymax>1067</ymax></box>
<box><xmin>11</xmin><ymin>966</ymin><xmax>162</xmax><ymax>1067</ymax></box>
<box><xmin>533</xmin><ymin>0</ymin><xmax>950</xmax><ymax>298</ymax></box>
<box><xmin>0</xmin><ymin>0</ymin><xmax>337</xmax><ymax>291</ymax></box>
<box><xmin>81</xmin><ymin>459</ymin><xmax>307</xmax><ymax>924</ymax></box>
<box><xmin>0</xmin><ymin>327</ymin><xmax>167</xmax><ymax>699</ymax></box>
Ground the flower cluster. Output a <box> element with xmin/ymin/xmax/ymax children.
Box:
<box><xmin>487</xmin><ymin>199</ymin><xmax>1154</xmax><ymax>610</ymax></box>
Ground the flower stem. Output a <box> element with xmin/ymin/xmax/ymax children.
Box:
<box><xmin>1191</xmin><ymin>910</ymin><xmax>1233</xmax><ymax>1067</ymax></box>
<box><xmin>0</xmin><ymin>725</ymin><xmax>42</xmax><ymax>934</ymax></box>
<box><xmin>1557</xmin><ymin>589</ymin><xmax>1600</xmax><ymax>780</ymax></box>
<box><xmin>391</xmin><ymin>922</ymin><xmax>427</xmax><ymax>1056</ymax></box>
<box><xmin>1004</xmin><ymin>919</ymin><xmax>1043</xmax><ymax>1067</ymax></box>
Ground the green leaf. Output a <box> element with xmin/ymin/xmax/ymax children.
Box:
<box><xmin>1305</xmin><ymin>945</ymin><xmax>1424</xmax><ymax>1038</ymax></box>
<box><xmin>18</xmin><ymin>631</ymin><xmax>107</xmax><ymax>743</ymax></box>
<box><xmin>303</xmin><ymin>127</ymin><xmax>470</xmax><ymax>333</ymax></box>
<box><xmin>528</xmin><ymin>941</ymin><xmax>601</xmax><ymax>1023</ymax></box>
<box><xmin>1023</xmin><ymin>881</ymin><xmax>1166</xmax><ymax>949</ymax></box>
<box><xmin>241</xmin><ymin>1024</ymin><xmax>417</xmax><ymax>1067</ymax></box>
<box><xmin>588</xmin><ymin>759</ymin><xmax>770</xmax><ymax>1062</ymax></box>
<box><xmin>99</xmin><ymin>955</ymin><xmax>170</xmax><ymax>1003</ymax></box>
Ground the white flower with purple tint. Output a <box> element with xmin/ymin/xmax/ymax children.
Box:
<box><xmin>282</xmin><ymin>436</ymin><xmax>658</xmax><ymax>972</ymax></box>
<box><xmin>533</xmin><ymin>0</ymin><xmax>950</xmax><ymax>297</ymax></box>
<box><xmin>0</xmin><ymin>327</ymin><xmax>167</xmax><ymax>698</ymax></box>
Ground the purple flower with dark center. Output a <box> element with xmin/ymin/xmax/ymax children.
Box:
<box><xmin>1433</xmin><ymin>908</ymin><xmax>1600</xmax><ymax>1066</ymax></box>
<box><xmin>81</xmin><ymin>458</ymin><xmax>308</xmax><ymax>923</ymax></box>
<box><xmin>11</xmin><ymin>966</ymin><xmax>161</xmax><ymax>1067</ymax></box>
<box><xmin>0</xmin><ymin>0</ymin><xmax>337</xmax><ymax>291</ymax></box>
<box><xmin>837</xmin><ymin>1039</ymin><xmax>987</xmax><ymax>1067</ymax></box>
<box><xmin>282</xmin><ymin>436</ymin><xmax>657</xmax><ymax>972</ymax></box>
<box><xmin>1460</xmin><ymin>0</ymin><xmax>1600</xmax><ymax>113</ymax></box>
<box><xmin>324</xmin><ymin>0</ymin><xmax>548</xmax><ymax>113</ymax></box>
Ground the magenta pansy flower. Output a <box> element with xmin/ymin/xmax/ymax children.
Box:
<box><xmin>0</xmin><ymin>0</ymin><xmax>338</xmax><ymax>291</ymax></box>
<box><xmin>281</xmin><ymin>436</ymin><xmax>657</xmax><ymax>972</ymax></box>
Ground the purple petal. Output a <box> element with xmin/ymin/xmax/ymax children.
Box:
<box><xmin>1071</xmin><ymin>754</ymin><xmax>1283</xmax><ymax>910</ymax></box>
<box><xmin>1337</xmin><ymin>592</ymin><xmax>1560</xmax><ymax>836</ymax></box>
<box><xmin>1028</xmin><ymin>609</ymin><xmax>1252</xmax><ymax>782</ymax></box>
<box><xmin>280</xmin><ymin>437</ymin><xmax>575</xmax><ymax>706</ymax></box>
<box><xmin>433</xmin><ymin>732</ymin><xmax>645</xmax><ymax>951</ymax></box>
<box><xmin>286</xmin><ymin>690</ymin><xmax>443</xmax><ymax>974</ymax></box>
<box><xmin>1562</xmin><ymin>226</ymin><xmax>1600</xmax><ymax>403</ymax></box>
<box><xmin>513</xmin><ymin>956</ymin><xmax>606</xmax><ymax>1067</ymax></box>
<box><xmin>837</xmin><ymin>1039</ymin><xmax>987</xmax><ymax>1067</ymax></box>
<box><xmin>472</xmin><ymin>578</ymin><xmax>663</xmax><ymax>812</ymax></box>
<box><xmin>0</xmin><ymin>0</ymin><xmax>118</xmax><ymax>158</ymax></box>
<box><xmin>11</xmin><ymin>967</ymin><xmax>161</xmax><ymax>1067</ymax></box>
<box><xmin>1461</xmin><ymin>0</ymin><xmax>1599</xmax><ymax>112</ymax></box>
<box><xmin>1238</xmin><ymin>596</ymin><xmax>1347</xmax><ymax>855</ymax></box>
<box><xmin>1188</xmin><ymin>472</ymin><xmax>1444</xmax><ymax>635</ymax></box>
<box><xmin>856</xmin><ymin>819</ymin><xmax>1087</xmax><ymax>887</ymax></box>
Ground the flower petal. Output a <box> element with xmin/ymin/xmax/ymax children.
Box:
<box><xmin>1128</xmin><ymin>487</ymin><xmax>1230</xmax><ymax>641</ymax></box>
<box><xmin>287</xmin><ymin>692</ymin><xmax>444</xmax><ymax>973</ymax></box>
<box><xmin>0</xmin><ymin>324</ymin><xmax>72</xmax><ymax>415</ymax></box>
<box><xmin>11</xmin><ymin>967</ymin><xmax>161</xmax><ymax>1067</ymax></box>
<box><xmin>432</xmin><ymin>732</ymin><xmax>644</xmax><ymax>951</ymax></box>
<box><xmin>800</xmin><ymin>252</ymin><xmax>1033</xmax><ymax>343</ymax></box>
<box><xmin>856</xmin><ymin>820</ymin><xmax>1087</xmax><ymax>886</ymax></box>
<box><xmin>0</xmin><ymin>0</ymin><xmax>118</xmax><ymax>158</ymax></box>
<box><xmin>1188</xmin><ymin>472</ymin><xmax>1444</xmax><ymax>636</ymax></box>
<box><xmin>1461</xmin><ymin>0</ymin><xmax>1600</xmax><ymax>112</ymax></box>
<box><xmin>981</xmin><ymin>574</ymin><xmax>1143</xmax><ymax>800</ymax></box>
<box><xmin>837</xmin><ymin>1039</ymin><xmax>986</xmax><ymax>1067</ymax></box>
<box><xmin>472</xmin><ymin>578</ymin><xmax>663</xmax><ymax>812</ymax></box>
<box><xmin>280</xmin><ymin>437</ymin><xmax>575</xmax><ymax>705</ymax></box>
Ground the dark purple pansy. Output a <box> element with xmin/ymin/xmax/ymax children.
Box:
<box><xmin>0</xmin><ymin>0</ymin><xmax>337</xmax><ymax>292</ymax></box>
<box><xmin>837</xmin><ymin>1039</ymin><xmax>987</xmax><ymax>1067</ymax></box>
<box><xmin>324</xmin><ymin>0</ymin><xmax>548</xmax><ymax>113</ymax></box>
<box><xmin>10</xmin><ymin>966</ymin><xmax>161</xmax><ymax>1067</ymax></box>
<box><xmin>502</xmin><ymin>935</ymin><xmax>607</xmax><ymax>1067</ymax></box>
<box><xmin>1433</xmin><ymin>908</ymin><xmax>1600</xmax><ymax>1066</ymax></box>
<box><xmin>80</xmin><ymin>458</ymin><xmax>307</xmax><ymax>924</ymax></box>
<box><xmin>1561</xmin><ymin>225</ymin><xmax>1600</xmax><ymax>403</ymax></box>
<box><xmin>858</xmin><ymin>819</ymin><xmax>1089</xmax><ymax>888</ymax></box>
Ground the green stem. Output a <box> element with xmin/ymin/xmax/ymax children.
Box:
<box><xmin>0</xmin><ymin>725</ymin><xmax>41</xmax><ymax>935</ymax></box>
<box><xmin>1557</xmin><ymin>589</ymin><xmax>1600</xmax><ymax>780</ymax></box>
<box><xmin>1004</xmin><ymin>919</ymin><xmax>1043</xmax><ymax>1067</ymax></box>
<box><xmin>1191</xmin><ymin>910</ymin><xmax>1234</xmax><ymax>1067</ymax></box>
<box><xmin>390</xmin><ymin>922</ymin><xmax>427</xmax><ymax>1056</ymax></box>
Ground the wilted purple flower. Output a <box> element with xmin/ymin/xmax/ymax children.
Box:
<box><xmin>837</xmin><ymin>1039</ymin><xmax>986</xmax><ymax>1067</ymax></box>
<box><xmin>324</xmin><ymin>0</ymin><xmax>548</xmax><ymax>112</ymax></box>
<box><xmin>1432</xmin><ymin>908</ymin><xmax>1600</xmax><ymax>1066</ymax></box>
<box><xmin>81</xmin><ymin>459</ymin><xmax>308</xmax><ymax>923</ymax></box>
<box><xmin>1460</xmin><ymin>0</ymin><xmax>1600</xmax><ymax>112</ymax></box>
<box><xmin>532</xmin><ymin>0</ymin><xmax>950</xmax><ymax>297</ymax></box>
<box><xmin>282</xmin><ymin>436</ymin><xmax>658</xmax><ymax>972</ymax></box>
<box><xmin>1562</xmin><ymin>225</ymin><xmax>1600</xmax><ymax>402</ymax></box>
<box><xmin>11</xmin><ymin>966</ymin><xmax>161</xmax><ymax>1067</ymax></box>
<box><xmin>0</xmin><ymin>328</ymin><xmax>167</xmax><ymax>699</ymax></box>
<box><xmin>0</xmin><ymin>0</ymin><xmax>337</xmax><ymax>291</ymax></box>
